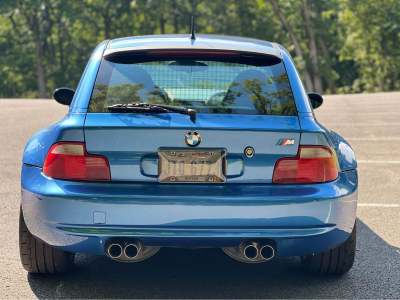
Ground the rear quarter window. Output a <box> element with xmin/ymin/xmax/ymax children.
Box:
<box><xmin>88</xmin><ymin>53</ymin><xmax>297</xmax><ymax>116</ymax></box>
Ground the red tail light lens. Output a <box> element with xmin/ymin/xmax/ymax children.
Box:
<box><xmin>43</xmin><ymin>143</ymin><xmax>110</xmax><ymax>181</ymax></box>
<box><xmin>273</xmin><ymin>146</ymin><xmax>338</xmax><ymax>183</ymax></box>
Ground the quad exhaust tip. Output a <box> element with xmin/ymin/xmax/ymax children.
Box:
<box><xmin>222</xmin><ymin>240</ymin><xmax>276</xmax><ymax>263</ymax></box>
<box><xmin>260</xmin><ymin>245</ymin><xmax>275</xmax><ymax>260</ymax></box>
<box><xmin>108</xmin><ymin>243</ymin><xmax>123</xmax><ymax>259</ymax></box>
<box><xmin>243</xmin><ymin>245</ymin><xmax>259</xmax><ymax>260</ymax></box>
<box><xmin>105</xmin><ymin>238</ymin><xmax>160</xmax><ymax>262</ymax></box>
<box><xmin>124</xmin><ymin>244</ymin><xmax>140</xmax><ymax>259</ymax></box>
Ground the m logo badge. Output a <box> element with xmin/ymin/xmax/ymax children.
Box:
<box><xmin>277</xmin><ymin>139</ymin><xmax>295</xmax><ymax>146</ymax></box>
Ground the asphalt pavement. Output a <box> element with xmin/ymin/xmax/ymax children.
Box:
<box><xmin>0</xmin><ymin>93</ymin><xmax>399</xmax><ymax>299</ymax></box>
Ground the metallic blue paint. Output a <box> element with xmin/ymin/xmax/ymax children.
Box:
<box><xmin>22</xmin><ymin>113</ymin><xmax>86</xmax><ymax>167</ymax></box>
<box><xmin>299</xmin><ymin>116</ymin><xmax>357</xmax><ymax>172</ymax></box>
<box><xmin>276</xmin><ymin>43</ymin><xmax>312</xmax><ymax>113</ymax></box>
<box><xmin>69</xmin><ymin>40</ymin><xmax>108</xmax><ymax>111</ymax></box>
<box><xmin>105</xmin><ymin>34</ymin><xmax>280</xmax><ymax>58</ymax></box>
<box><xmin>21</xmin><ymin>164</ymin><xmax>357</xmax><ymax>257</ymax></box>
<box><xmin>83</xmin><ymin>114</ymin><xmax>301</xmax><ymax>183</ymax></box>
<box><xmin>326</xmin><ymin>130</ymin><xmax>357</xmax><ymax>171</ymax></box>
<box><xmin>109</xmin><ymin>35</ymin><xmax>277</xmax><ymax>53</ymax></box>
<box><xmin>21</xmin><ymin>35</ymin><xmax>358</xmax><ymax>259</ymax></box>
<box><xmin>22</xmin><ymin>40</ymin><xmax>108</xmax><ymax>167</ymax></box>
<box><xmin>275</xmin><ymin>42</ymin><xmax>357</xmax><ymax>171</ymax></box>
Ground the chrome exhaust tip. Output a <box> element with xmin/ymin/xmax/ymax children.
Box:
<box><xmin>105</xmin><ymin>238</ymin><xmax>160</xmax><ymax>262</ymax></box>
<box><xmin>243</xmin><ymin>244</ymin><xmax>258</xmax><ymax>260</ymax></box>
<box><xmin>259</xmin><ymin>245</ymin><xmax>275</xmax><ymax>260</ymax></box>
<box><xmin>222</xmin><ymin>239</ymin><xmax>276</xmax><ymax>263</ymax></box>
<box><xmin>124</xmin><ymin>243</ymin><xmax>140</xmax><ymax>259</ymax></box>
<box><xmin>108</xmin><ymin>243</ymin><xmax>123</xmax><ymax>259</ymax></box>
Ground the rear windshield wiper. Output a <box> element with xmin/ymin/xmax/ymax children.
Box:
<box><xmin>107</xmin><ymin>103</ymin><xmax>196</xmax><ymax>121</ymax></box>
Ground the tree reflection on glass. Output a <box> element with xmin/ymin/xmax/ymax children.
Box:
<box><xmin>214</xmin><ymin>73</ymin><xmax>296</xmax><ymax>116</ymax></box>
<box><xmin>88</xmin><ymin>69</ymin><xmax>297</xmax><ymax>116</ymax></box>
<box><xmin>88</xmin><ymin>83</ymin><xmax>169</xmax><ymax>112</ymax></box>
<box><xmin>244</xmin><ymin>73</ymin><xmax>295</xmax><ymax>115</ymax></box>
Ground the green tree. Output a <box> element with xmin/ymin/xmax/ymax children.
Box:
<box><xmin>0</xmin><ymin>0</ymin><xmax>399</xmax><ymax>98</ymax></box>
<box><xmin>338</xmin><ymin>0</ymin><xmax>400</xmax><ymax>92</ymax></box>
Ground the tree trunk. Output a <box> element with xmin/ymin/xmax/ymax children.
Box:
<box><xmin>320</xmin><ymin>40</ymin><xmax>336</xmax><ymax>94</ymax></box>
<box><xmin>9</xmin><ymin>15</ymin><xmax>21</xmax><ymax>37</ymax></box>
<box><xmin>172</xmin><ymin>1</ymin><xmax>179</xmax><ymax>34</ymax></box>
<box><xmin>267</xmin><ymin>0</ymin><xmax>314</xmax><ymax>92</ymax></box>
<box><xmin>103</xmin><ymin>4</ymin><xmax>112</xmax><ymax>40</ymax></box>
<box><xmin>32</xmin><ymin>14</ymin><xmax>47</xmax><ymax>99</ymax></box>
<box><xmin>104</xmin><ymin>15</ymin><xmax>111</xmax><ymax>39</ymax></box>
<box><xmin>159</xmin><ymin>13</ymin><xmax>165</xmax><ymax>34</ymax></box>
<box><xmin>301</xmin><ymin>0</ymin><xmax>323</xmax><ymax>94</ymax></box>
<box><xmin>58</xmin><ymin>26</ymin><xmax>65</xmax><ymax>87</ymax></box>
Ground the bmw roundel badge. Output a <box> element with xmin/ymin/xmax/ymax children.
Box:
<box><xmin>184</xmin><ymin>131</ymin><xmax>202</xmax><ymax>147</ymax></box>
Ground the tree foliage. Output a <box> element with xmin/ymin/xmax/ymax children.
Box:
<box><xmin>0</xmin><ymin>0</ymin><xmax>399</xmax><ymax>98</ymax></box>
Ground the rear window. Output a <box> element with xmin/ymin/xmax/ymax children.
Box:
<box><xmin>88</xmin><ymin>53</ymin><xmax>297</xmax><ymax>116</ymax></box>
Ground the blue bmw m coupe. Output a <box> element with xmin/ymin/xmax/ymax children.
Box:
<box><xmin>20</xmin><ymin>33</ymin><xmax>358</xmax><ymax>274</ymax></box>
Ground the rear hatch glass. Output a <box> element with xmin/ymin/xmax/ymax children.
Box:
<box><xmin>88</xmin><ymin>52</ymin><xmax>296</xmax><ymax>116</ymax></box>
<box><xmin>84</xmin><ymin>51</ymin><xmax>300</xmax><ymax>183</ymax></box>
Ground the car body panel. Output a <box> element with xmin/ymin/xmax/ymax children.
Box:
<box><xmin>105</xmin><ymin>34</ymin><xmax>280</xmax><ymax>58</ymax></box>
<box><xmin>22</xmin><ymin>113</ymin><xmax>85</xmax><ymax>167</ymax></box>
<box><xmin>326</xmin><ymin>130</ymin><xmax>358</xmax><ymax>171</ymax></box>
<box><xmin>21</xmin><ymin>164</ymin><xmax>357</xmax><ymax>257</ymax></box>
<box><xmin>69</xmin><ymin>40</ymin><xmax>108</xmax><ymax>111</ymax></box>
<box><xmin>21</xmin><ymin>34</ymin><xmax>358</xmax><ymax>259</ymax></box>
<box><xmin>276</xmin><ymin>44</ymin><xmax>312</xmax><ymax>113</ymax></box>
<box><xmin>22</xmin><ymin>40</ymin><xmax>108</xmax><ymax>167</ymax></box>
<box><xmin>299</xmin><ymin>116</ymin><xmax>357</xmax><ymax>172</ymax></box>
<box><xmin>84</xmin><ymin>114</ymin><xmax>300</xmax><ymax>182</ymax></box>
<box><xmin>278</xmin><ymin>42</ymin><xmax>357</xmax><ymax>171</ymax></box>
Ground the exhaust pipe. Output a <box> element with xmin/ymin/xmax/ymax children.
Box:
<box><xmin>243</xmin><ymin>244</ymin><xmax>258</xmax><ymax>260</ymax></box>
<box><xmin>108</xmin><ymin>243</ymin><xmax>123</xmax><ymax>259</ymax></box>
<box><xmin>259</xmin><ymin>245</ymin><xmax>275</xmax><ymax>260</ymax></box>
<box><xmin>124</xmin><ymin>243</ymin><xmax>140</xmax><ymax>259</ymax></box>
<box><xmin>105</xmin><ymin>238</ymin><xmax>160</xmax><ymax>262</ymax></box>
<box><xmin>222</xmin><ymin>239</ymin><xmax>276</xmax><ymax>263</ymax></box>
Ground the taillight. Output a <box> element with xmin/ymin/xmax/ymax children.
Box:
<box><xmin>272</xmin><ymin>146</ymin><xmax>338</xmax><ymax>184</ymax></box>
<box><xmin>43</xmin><ymin>143</ymin><xmax>110</xmax><ymax>181</ymax></box>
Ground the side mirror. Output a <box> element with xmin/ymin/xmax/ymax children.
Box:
<box><xmin>308</xmin><ymin>92</ymin><xmax>323</xmax><ymax>109</ymax></box>
<box><xmin>53</xmin><ymin>88</ymin><xmax>75</xmax><ymax>106</ymax></box>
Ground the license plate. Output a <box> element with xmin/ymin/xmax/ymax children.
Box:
<box><xmin>158</xmin><ymin>150</ymin><xmax>226</xmax><ymax>183</ymax></box>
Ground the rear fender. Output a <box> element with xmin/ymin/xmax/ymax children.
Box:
<box><xmin>326</xmin><ymin>130</ymin><xmax>357</xmax><ymax>171</ymax></box>
<box><xmin>275</xmin><ymin>44</ymin><xmax>357</xmax><ymax>172</ymax></box>
<box><xmin>299</xmin><ymin>116</ymin><xmax>357</xmax><ymax>172</ymax></box>
<box><xmin>22</xmin><ymin>40</ymin><xmax>108</xmax><ymax>167</ymax></box>
<box><xmin>22</xmin><ymin>113</ymin><xmax>86</xmax><ymax>167</ymax></box>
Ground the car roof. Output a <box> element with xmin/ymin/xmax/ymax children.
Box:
<box><xmin>105</xmin><ymin>34</ymin><xmax>281</xmax><ymax>58</ymax></box>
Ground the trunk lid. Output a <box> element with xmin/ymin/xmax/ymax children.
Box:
<box><xmin>84</xmin><ymin>113</ymin><xmax>300</xmax><ymax>183</ymax></box>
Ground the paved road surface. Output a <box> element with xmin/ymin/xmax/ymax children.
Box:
<box><xmin>0</xmin><ymin>93</ymin><xmax>399</xmax><ymax>299</ymax></box>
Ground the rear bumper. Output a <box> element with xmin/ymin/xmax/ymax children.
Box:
<box><xmin>21</xmin><ymin>164</ymin><xmax>358</xmax><ymax>257</ymax></box>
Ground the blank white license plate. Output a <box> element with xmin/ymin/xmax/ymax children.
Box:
<box><xmin>158</xmin><ymin>150</ymin><xmax>226</xmax><ymax>183</ymax></box>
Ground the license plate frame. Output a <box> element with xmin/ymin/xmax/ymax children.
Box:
<box><xmin>158</xmin><ymin>149</ymin><xmax>227</xmax><ymax>183</ymax></box>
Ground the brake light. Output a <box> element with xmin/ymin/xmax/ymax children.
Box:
<box><xmin>148</xmin><ymin>50</ymin><xmax>237</xmax><ymax>56</ymax></box>
<box><xmin>43</xmin><ymin>143</ymin><xmax>110</xmax><ymax>181</ymax></box>
<box><xmin>272</xmin><ymin>146</ymin><xmax>338</xmax><ymax>183</ymax></box>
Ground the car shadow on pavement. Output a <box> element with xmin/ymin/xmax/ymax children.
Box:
<box><xmin>27</xmin><ymin>218</ymin><xmax>400</xmax><ymax>299</ymax></box>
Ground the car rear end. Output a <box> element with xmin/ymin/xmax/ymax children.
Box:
<box><xmin>21</xmin><ymin>38</ymin><xmax>357</xmax><ymax>266</ymax></box>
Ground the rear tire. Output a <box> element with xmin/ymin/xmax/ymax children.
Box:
<box><xmin>19</xmin><ymin>207</ymin><xmax>75</xmax><ymax>273</ymax></box>
<box><xmin>301</xmin><ymin>223</ymin><xmax>356</xmax><ymax>274</ymax></box>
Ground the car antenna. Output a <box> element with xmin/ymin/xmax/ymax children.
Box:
<box><xmin>190</xmin><ymin>16</ymin><xmax>195</xmax><ymax>40</ymax></box>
